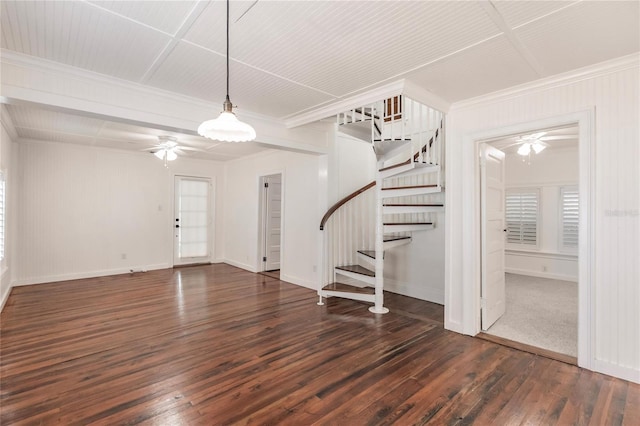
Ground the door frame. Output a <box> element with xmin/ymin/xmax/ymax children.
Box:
<box><xmin>172</xmin><ymin>174</ymin><xmax>215</xmax><ymax>266</ymax></box>
<box><xmin>461</xmin><ymin>109</ymin><xmax>594</xmax><ymax>370</ymax></box>
<box><xmin>256</xmin><ymin>171</ymin><xmax>284</xmax><ymax>273</ymax></box>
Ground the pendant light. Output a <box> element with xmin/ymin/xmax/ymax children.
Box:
<box><xmin>198</xmin><ymin>0</ymin><xmax>256</xmax><ymax>142</ymax></box>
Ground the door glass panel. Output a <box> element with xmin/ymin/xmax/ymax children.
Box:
<box><xmin>177</xmin><ymin>178</ymin><xmax>209</xmax><ymax>259</ymax></box>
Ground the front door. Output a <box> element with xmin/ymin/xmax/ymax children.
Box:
<box><xmin>481</xmin><ymin>145</ymin><xmax>506</xmax><ymax>330</ymax></box>
<box><xmin>174</xmin><ymin>176</ymin><xmax>212</xmax><ymax>266</ymax></box>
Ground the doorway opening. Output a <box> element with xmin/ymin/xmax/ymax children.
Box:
<box><xmin>258</xmin><ymin>173</ymin><xmax>282</xmax><ymax>276</ymax></box>
<box><xmin>479</xmin><ymin>125</ymin><xmax>579</xmax><ymax>362</ymax></box>
<box><xmin>174</xmin><ymin>176</ymin><xmax>213</xmax><ymax>267</ymax></box>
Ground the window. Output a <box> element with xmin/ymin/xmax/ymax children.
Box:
<box><xmin>0</xmin><ymin>172</ymin><xmax>4</xmax><ymax>261</ymax></box>
<box><xmin>560</xmin><ymin>186</ymin><xmax>579</xmax><ymax>251</ymax></box>
<box><xmin>505</xmin><ymin>189</ymin><xmax>539</xmax><ymax>247</ymax></box>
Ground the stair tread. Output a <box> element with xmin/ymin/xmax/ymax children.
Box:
<box><xmin>373</xmin><ymin>138</ymin><xmax>412</xmax><ymax>142</ymax></box>
<box><xmin>383</xmin><ymin>203</ymin><xmax>443</xmax><ymax>206</ymax></box>
<box><xmin>379</xmin><ymin>159</ymin><xmax>411</xmax><ymax>172</ymax></box>
<box><xmin>383</xmin><ymin>236</ymin><xmax>411</xmax><ymax>242</ymax></box>
<box><xmin>323</xmin><ymin>282</ymin><xmax>374</xmax><ymax>294</ymax></box>
<box><xmin>357</xmin><ymin>249</ymin><xmax>386</xmax><ymax>260</ymax></box>
<box><xmin>379</xmin><ymin>160</ymin><xmax>437</xmax><ymax>172</ymax></box>
<box><xmin>335</xmin><ymin>264</ymin><xmax>375</xmax><ymax>277</ymax></box>
<box><xmin>384</xmin><ymin>222</ymin><xmax>433</xmax><ymax>225</ymax></box>
<box><xmin>382</xmin><ymin>184</ymin><xmax>438</xmax><ymax>190</ymax></box>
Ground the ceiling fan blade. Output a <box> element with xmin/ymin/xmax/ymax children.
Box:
<box><xmin>178</xmin><ymin>146</ymin><xmax>207</xmax><ymax>153</ymax></box>
<box><xmin>539</xmin><ymin>135</ymin><xmax>578</xmax><ymax>141</ymax></box>
<box><xmin>528</xmin><ymin>131</ymin><xmax>547</xmax><ymax>139</ymax></box>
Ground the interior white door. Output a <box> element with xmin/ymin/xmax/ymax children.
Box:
<box><xmin>481</xmin><ymin>144</ymin><xmax>506</xmax><ymax>330</ymax></box>
<box><xmin>262</xmin><ymin>174</ymin><xmax>281</xmax><ymax>271</ymax></box>
<box><xmin>174</xmin><ymin>176</ymin><xmax>211</xmax><ymax>266</ymax></box>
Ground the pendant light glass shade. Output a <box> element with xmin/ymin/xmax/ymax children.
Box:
<box><xmin>198</xmin><ymin>0</ymin><xmax>256</xmax><ymax>143</ymax></box>
<box><xmin>198</xmin><ymin>111</ymin><xmax>256</xmax><ymax>142</ymax></box>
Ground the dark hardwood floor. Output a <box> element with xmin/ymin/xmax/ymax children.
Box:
<box><xmin>1</xmin><ymin>264</ymin><xmax>638</xmax><ymax>425</ymax></box>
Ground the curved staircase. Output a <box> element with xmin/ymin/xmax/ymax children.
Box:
<box><xmin>318</xmin><ymin>96</ymin><xmax>444</xmax><ymax>313</ymax></box>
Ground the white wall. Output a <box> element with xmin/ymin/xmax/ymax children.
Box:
<box><xmin>504</xmin><ymin>147</ymin><xmax>579</xmax><ymax>281</ymax></box>
<box><xmin>446</xmin><ymin>55</ymin><xmax>639</xmax><ymax>383</ymax></box>
<box><xmin>223</xmin><ymin>150</ymin><xmax>324</xmax><ymax>289</ymax></box>
<box><xmin>384</xmin><ymin>216</ymin><xmax>445</xmax><ymax>304</ymax></box>
<box><xmin>0</xmin><ymin>112</ymin><xmax>17</xmax><ymax>309</ymax></box>
<box><xmin>14</xmin><ymin>140</ymin><xmax>225</xmax><ymax>285</ymax></box>
<box><xmin>329</xmin><ymin>131</ymin><xmax>376</xmax><ymax>205</ymax></box>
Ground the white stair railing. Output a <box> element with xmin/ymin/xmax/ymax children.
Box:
<box><xmin>320</xmin><ymin>186</ymin><xmax>376</xmax><ymax>287</ymax></box>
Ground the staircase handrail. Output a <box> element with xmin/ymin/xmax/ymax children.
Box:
<box><xmin>319</xmin><ymin>181</ymin><xmax>375</xmax><ymax>230</ymax></box>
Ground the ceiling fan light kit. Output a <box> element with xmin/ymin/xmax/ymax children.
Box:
<box><xmin>517</xmin><ymin>140</ymin><xmax>547</xmax><ymax>157</ymax></box>
<box><xmin>198</xmin><ymin>0</ymin><xmax>256</xmax><ymax>143</ymax></box>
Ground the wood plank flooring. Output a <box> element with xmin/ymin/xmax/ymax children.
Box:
<box><xmin>1</xmin><ymin>263</ymin><xmax>638</xmax><ymax>425</ymax></box>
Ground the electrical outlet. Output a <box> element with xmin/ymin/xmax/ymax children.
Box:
<box><xmin>121</xmin><ymin>253</ymin><xmax>127</xmax><ymax>260</ymax></box>
<box><xmin>542</xmin><ymin>265</ymin><xmax>548</xmax><ymax>272</ymax></box>
<box><xmin>312</xmin><ymin>265</ymin><xmax>317</xmax><ymax>273</ymax></box>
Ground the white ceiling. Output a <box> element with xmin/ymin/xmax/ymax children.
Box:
<box><xmin>1</xmin><ymin>0</ymin><xmax>638</xmax><ymax>160</ymax></box>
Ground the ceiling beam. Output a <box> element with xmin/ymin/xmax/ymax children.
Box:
<box><xmin>0</xmin><ymin>50</ymin><xmax>330</xmax><ymax>155</ymax></box>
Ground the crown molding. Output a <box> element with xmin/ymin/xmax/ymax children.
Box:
<box><xmin>451</xmin><ymin>53</ymin><xmax>640</xmax><ymax>111</ymax></box>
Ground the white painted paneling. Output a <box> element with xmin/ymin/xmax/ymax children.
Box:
<box><xmin>491</xmin><ymin>1</ymin><xmax>578</xmax><ymax>28</ymax></box>
<box><xmin>446</xmin><ymin>56</ymin><xmax>640</xmax><ymax>382</ymax></box>
<box><xmin>515</xmin><ymin>1</ymin><xmax>640</xmax><ymax>76</ymax></box>
<box><xmin>184</xmin><ymin>1</ymin><xmax>500</xmax><ymax>97</ymax></box>
<box><xmin>329</xmin><ymin>132</ymin><xmax>376</xmax><ymax>206</ymax></box>
<box><xmin>384</xmin><ymin>217</ymin><xmax>445</xmax><ymax>304</ymax></box>
<box><xmin>505</xmin><ymin>250</ymin><xmax>577</xmax><ymax>282</ymax></box>
<box><xmin>147</xmin><ymin>41</ymin><xmax>334</xmax><ymax>118</ymax></box>
<box><xmin>406</xmin><ymin>36</ymin><xmax>539</xmax><ymax>103</ymax></box>
<box><xmin>0</xmin><ymin>111</ymin><xmax>17</xmax><ymax>310</ymax></box>
<box><xmin>224</xmin><ymin>150</ymin><xmax>322</xmax><ymax>289</ymax></box>
<box><xmin>0</xmin><ymin>1</ymin><xmax>171</xmax><ymax>81</ymax></box>
<box><xmin>87</xmin><ymin>1</ymin><xmax>198</xmax><ymax>35</ymax></box>
<box><xmin>15</xmin><ymin>140</ymin><xmax>226</xmax><ymax>285</ymax></box>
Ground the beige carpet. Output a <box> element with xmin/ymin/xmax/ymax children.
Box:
<box><xmin>486</xmin><ymin>273</ymin><xmax>578</xmax><ymax>357</ymax></box>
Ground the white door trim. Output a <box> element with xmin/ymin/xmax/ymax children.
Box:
<box><xmin>456</xmin><ymin>109</ymin><xmax>595</xmax><ymax>370</ymax></box>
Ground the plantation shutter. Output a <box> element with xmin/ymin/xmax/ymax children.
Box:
<box><xmin>505</xmin><ymin>190</ymin><xmax>538</xmax><ymax>246</ymax></box>
<box><xmin>561</xmin><ymin>186</ymin><xmax>579</xmax><ymax>250</ymax></box>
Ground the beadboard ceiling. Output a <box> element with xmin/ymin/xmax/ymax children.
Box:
<box><xmin>1</xmin><ymin>0</ymin><xmax>638</xmax><ymax>160</ymax></box>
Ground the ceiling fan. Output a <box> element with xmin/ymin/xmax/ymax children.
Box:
<box><xmin>513</xmin><ymin>131</ymin><xmax>577</xmax><ymax>156</ymax></box>
<box><xmin>143</xmin><ymin>136</ymin><xmax>203</xmax><ymax>166</ymax></box>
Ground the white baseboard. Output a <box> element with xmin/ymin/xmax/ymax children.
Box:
<box><xmin>445</xmin><ymin>318</ymin><xmax>463</xmax><ymax>334</ymax></box>
<box><xmin>223</xmin><ymin>258</ymin><xmax>257</xmax><ymax>273</ymax></box>
<box><xmin>594</xmin><ymin>359</ymin><xmax>640</xmax><ymax>384</ymax></box>
<box><xmin>384</xmin><ymin>278</ymin><xmax>445</xmax><ymax>305</ymax></box>
<box><xmin>279</xmin><ymin>273</ymin><xmax>316</xmax><ymax>290</ymax></box>
<box><xmin>505</xmin><ymin>268</ymin><xmax>578</xmax><ymax>282</ymax></box>
<box><xmin>0</xmin><ymin>284</ymin><xmax>12</xmax><ymax>312</ymax></box>
<box><xmin>12</xmin><ymin>263</ymin><xmax>171</xmax><ymax>287</ymax></box>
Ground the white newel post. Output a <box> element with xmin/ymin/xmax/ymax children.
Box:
<box><xmin>370</xmin><ymin>158</ymin><xmax>389</xmax><ymax>314</ymax></box>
